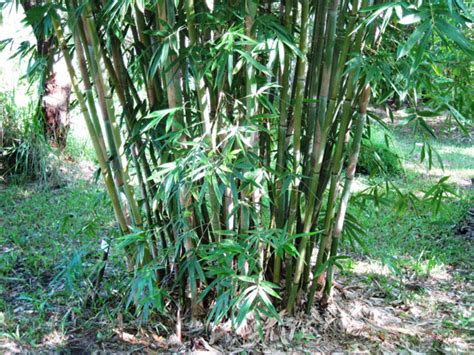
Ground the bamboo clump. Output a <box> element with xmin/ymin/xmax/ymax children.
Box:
<box><xmin>48</xmin><ymin>0</ymin><xmax>378</xmax><ymax>320</ymax></box>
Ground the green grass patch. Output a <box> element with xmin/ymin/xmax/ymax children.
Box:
<box><xmin>0</xmin><ymin>180</ymin><xmax>118</xmax><ymax>346</ymax></box>
<box><xmin>343</xmin><ymin>122</ymin><xmax>473</xmax><ymax>273</ymax></box>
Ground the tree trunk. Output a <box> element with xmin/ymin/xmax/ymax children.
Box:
<box><xmin>42</xmin><ymin>72</ymin><xmax>71</xmax><ymax>149</ymax></box>
<box><xmin>21</xmin><ymin>0</ymin><xmax>71</xmax><ymax>149</ymax></box>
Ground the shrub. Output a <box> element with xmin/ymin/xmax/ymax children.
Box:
<box><xmin>0</xmin><ymin>91</ymin><xmax>55</xmax><ymax>183</ymax></box>
<box><xmin>357</xmin><ymin>139</ymin><xmax>404</xmax><ymax>176</ymax></box>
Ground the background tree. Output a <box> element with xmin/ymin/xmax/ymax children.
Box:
<box><xmin>16</xmin><ymin>0</ymin><xmax>71</xmax><ymax>148</ymax></box>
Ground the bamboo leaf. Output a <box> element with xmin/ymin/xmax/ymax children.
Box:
<box><xmin>397</xmin><ymin>20</ymin><xmax>431</xmax><ymax>59</ymax></box>
<box><xmin>398</xmin><ymin>13</ymin><xmax>426</xmax><ymax>25</ymax></box>
<box><xmin>447</xmin><ymin>104</ymin><xmax>470</xmax><ymax>135</ymax></box>
<box><xmin>142</xmin><ymin>107</ymin><xmax>181</xmax><ymax>132</ymax></box>
<box><xmin>236</xmin><ymin>49</ymin><xmax>271</xmax><ymax>75</ymax></box>
<box><xmin>417</xmin><ymin>117</ymin><xmax>437</xmax><ymax>139</ymax></box>
<box><xmin>435</xmin><ymin>18</ymin><xmax>474</xmax><ymax>58</ymax></box>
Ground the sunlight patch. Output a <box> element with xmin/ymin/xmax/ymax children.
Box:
<box><xmin>42</xmin><ymin>330</ymin><xmax>67</xmax><ymax>348</ymax></box>
<box><xmin>351</xmin><ymin>260</ymin><xmax>391</xmax><ymax>276</ymax></box>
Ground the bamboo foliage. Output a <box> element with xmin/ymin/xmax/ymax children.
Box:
<box><xmin>40</xmin><ymin>0</ymin><xmax>419</xmax><ymax>323</ymax></box>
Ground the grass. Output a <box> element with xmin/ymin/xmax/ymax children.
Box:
<box><xmin>0</xmin><ymin>179</ymin><xmax>122</xmax><ymax>348</ymax></box>
<box><xmin>334</xmin><ymin>120</ymin><xmax>473</xmax><ymax>351</ymax></box>
<box><xmin>0</xmin><ymin>116</ymin><xmax>472</xmax><ymax>351</ymax></box>
<box><xmin>346</xmin><ymin>121</ymin><xmax>473</xmax><ymax>272</ymax></box>
<box><xmin>63</xmin><ymin>107</ymin><xmax>97</xmax><ymax>163</ymax></box>
<box><xmin>346</xmin><ymin>188</ymin><xmax>472</xmax><ymax>270</ymax></box>
<box><xmin>63</xmin><ymin>135</ymin><xmax>97</xmax><ymax>163</ymax></box>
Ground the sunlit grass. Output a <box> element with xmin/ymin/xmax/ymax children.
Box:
<box><xmin>348</xmin><ymin>124</ymin><xmax>473</xmax><ymax>265</ymax></box>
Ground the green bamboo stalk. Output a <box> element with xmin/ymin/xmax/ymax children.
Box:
<box><xmin>80</xmin><ymin>8</ymin><xmax>143</xmax><ymax>229</ymax></box>
<box><xmin>72</xmin><ymin>30</ymin><xmax>107</xmax><ymax>162</ymax></box>
<box><xmin>301</xmin><ymin>0</ymin><xmax>329</xmax><ymax>177</ymax></box>
<box><xmin>157</xmin><ymin>0</ymin><xmax>192</xmax><ymax>253</ymax></box>
<box><xmin>133</xmin><ymin>4</ymin><xmax>163</xmax><ymax>108</ymax></box>
<box><xmin>273</xmin><ymin>0</ymin><xmax>293</xmax><ymax>284</ymax></box>
<box><xmin>51</xmin><ymin>13</ymin><xmax>129</xmax><ymax>235</ymax></box>
<box><xmin>282</xmin><ymin>0</ymin><xmax>309</xmax><ymax>295</ymax></box>
<box><xmin>183</xmin><ymin>0</ymin><xmax>221</xmax><ymax>238</ymax></box>
<box><xmin>104</xmin><ymin>34</ymin><xmax>157</xmax><ymax>190</ymax></box>
<box><xmin>107</xmin><ymin>32</ymin><xmax>159</xmax><ymax>196</ymax></box>
<box><xmin>292</xmin><ymin>0</ymin><xmax>329</xmax><ymax>291</ymax></box>
<box><xmin>94</xmin><ymin>19</ymin><xmax>165</xmax><ymax>263</ymax></box>
<box><xmin>285</xmin><ymin>0</ymin><xmax>309</xmax><ymax>235</ymax></box>
<box><xmin>245</xmin><ymin>0</ymin><xmax>258</xmax><ymax>122</ymax></box>
<box><xmin>287</xmin><ymin>0</ymin><xmax>340</xmax><ymax>315</ymax></box>
<box><xmin>157</xmin><ymin>1</ymin><xmax>184</xmax><ymax>126</ymax></box>
<box><xmin>305</xmin><ymin>143</ymin><xmax>347</xmax><ymax>310</ymax></box>
<box><xmin>301</xmin><ymin>141</ymin><xmax>335</xmax><ymax>290</ymax></box>
<box><xmin>183</xmin><ymin>0</ymin><xmax>211</xmax><ymax>134</ymax></box>
<box><xmin>325</xmin><ymin>0</ymin><xmax>360</xmax><ymax>125</ymax></box>
<box><xmin>319</xmin><ymin>0</ymin><xmax>376</xmax><ymax>303</ymax></box>
<box><xmin>68</xmin><ymin>3</ymin><xmax>159</xmax><ymax>270</ymax></box>
<box><xmin>305</xmin><ymin>0</ymin><xmax>366</xmax><ymax>311</ymax></box>
<box><xmin>239</xmin><ymin>0</ymin><xmax>260</xmax><ymax>236</ymax></box>
<box><xmin>322</xmin><ymin>84</ymin><xmax>370</xmax><ymax>304</ymax></box>
<box><xmin>73</xmin><ymin>28</ymin><xmax>111</xmax><ymax>175</ymax></box>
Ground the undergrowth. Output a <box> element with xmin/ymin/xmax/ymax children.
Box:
<box><xmin>0</xmin><ymin>180</ymin><xmax>123</xmax><ymax>346</ymax></box>
<box><xmin>357</xmin><ymin>139</ymin><xmax>404</xmax><ymax>176</ymax></box>
<box><xmin>0</xmin><ymin>91</ymin><xmax>57</xmax><ymax>184</ymax></box>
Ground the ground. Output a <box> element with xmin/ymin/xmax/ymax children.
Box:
<box><xmin>0</xmin><ymin>115</ymin><xmax>473</xmax><ymax>352</ymax></box>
